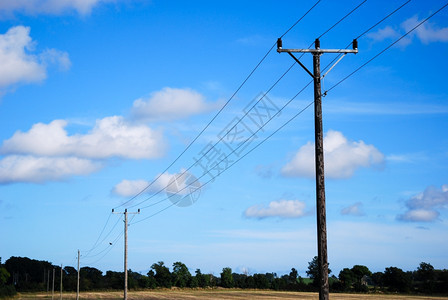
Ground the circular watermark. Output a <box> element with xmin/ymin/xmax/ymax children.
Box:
<box><xmin>165</xmin><ymin>171</ymin><xmax>201</xmax><ymax>207</ymax></box>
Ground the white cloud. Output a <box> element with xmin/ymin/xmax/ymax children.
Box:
<box><xmin>281</xmin><ymin>130</ymin><xmax>384</xmax><ymax>179</ymax></box>
<box><xmin>0</xmin><ymin>26</ymin><xmax>45</xmax><ymax>87</ymax></box>
<box><xmin>397</xmin><ymin>209</ymin><xmax>439</xmax><ymax>222</ymax></box>
<box><xmin>244</xmin><ymin>199</ymin><xmax>307</xmax><ymax>219</ymax></box>
<box><xmin>0</xmin><ymin>155</ymin><xmax>100</xmax><ymax>184</ymax></box>
<box><xmin>1</xmin><ymin>116</ymin><xmax>166</xmax><ymax>159</ymax></box>
<box><xmin>368</xmin><ymin>16</ymin><xmax>448</xmax><ymax>48</ymax></box>
<box><xmin>131</xmin><ymin>87</ymin><xmax>221</xmax><ymax>121</ymax></box>
<box><xmin>40</xmin><ymin>48</ymin><xmax>71</xmax><ymax>71</ymax></box>
<box><xmin>112</xmin><ymin>169</ymin><xmax>202</xmax><ymax>200</ymax></box>
<box><xmin>397</xmin><ymin>185</ymin><xmax>448</xmax><ymax>222</ymax></box>
<box><xmin>367</xmin><ymin>26</ymin><xmax>401</xmax><ymax>42</ymax></box>
<box><xmin>341</xmin><ymin>202</ymin><xmax>365</xmax><ymax>216</ymax></box>
<box><xmin>0</xmin><ymin>0</ymin><xmax>116</xmax><ymax>16</ymax></box>
<box><xmin>402</xmin><ymin>16</ymin><xmax>448</xmax><ymax>44</ymax></box>
<box><xmin>0</xmin><ymin>26</ymin><xmax>70</xmax><ymax>91</ymax></box>
<box><xmin>112</xmin><ymin>172</ymin><xmax>172</xmax><ymax>197</ymax></box>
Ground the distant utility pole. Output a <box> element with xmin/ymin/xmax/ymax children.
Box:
<box><xmin>277</xmin><ymin>38</ymin><xmax>358</xmax><ymax>300</ymax></box>
<box><xmin>52</xmin><ymin>268</ymin><xmax>55</xmax><ymax>300</ymax></box>
<box><xmin>60</xmin><ymin>264</ymin><xmax>63</xmax><ymax>300</ymax></box>
<box><xmin>77</xmin><ymin>250</ymin><xmax>80</xmax><ymax>300</ymax></box>
<box><xmin>112</xmin><ymin>208</ymin><xmax>140</xmax><ymax>300</ymax></box>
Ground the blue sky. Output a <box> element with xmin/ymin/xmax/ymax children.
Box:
<box><xmin>0</xmin><ymin>0</ymin><xmax>447</xmax><ymax>278</ymax></box>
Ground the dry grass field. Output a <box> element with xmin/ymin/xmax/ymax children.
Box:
<box><xmin>14</xmin><ymin>289</ymin><xmax>448</xmax><ymax>300</ymax></box>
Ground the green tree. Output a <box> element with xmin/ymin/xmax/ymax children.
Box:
<box><xmin>383</xmin><ymin>266</ymin><xmax>412</xmax><ymax>293</ymax></box>
<box><xmin>288</xmin><ymin>268</ymin><xmax>298</xmax><ymax>285</ymax></box>
<box><xmin>220</xmin><ymin>267</ymin><xmax>233</xmax><ymax>288</ymax></box>
<box><xmin>171</xmin><ymin>262</ymin><xmax>191</xmax><ymax>288</ymax></box>
<box><xmin>371</xmin><ymin>271</ymin><xmax>383</xmax><ymax>288</ymax></box>
<box><xmin>306</xmin><ymin>256</ymin><xmax>331</xmax><ymax>287</ymax></box>
<box><xmin>338</xmin><ymin>268</ymin><xmax>355</xmax><ymax>291</ymax></box>
<box><xmin>351</xmin><ymin>265</ymin><xmax>371</xmax><ymax>292</ymax></box>
<box><xmin>416</xmin><ymin>262</ymin><xmax>435</xmax><ymax>293</ymax></box>
<box><xmin>150</xmin><ymin>261</ymin><xmax>172</xmax><ymax>288</ymax></box>
<box><xmin>253</xmin><ymin>273</ymin><xmax>269</xmax><ymax>289</ymax></box>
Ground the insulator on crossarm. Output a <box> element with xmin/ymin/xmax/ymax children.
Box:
<box><xmin>353</xmin><ymin>39</ymin><xmax>358</xmax><ymax>50</ymax></box>
<box><xmin>277</xmin><ymin>38</ymin><xmax>282</xmax><ymax>50</ymax></box>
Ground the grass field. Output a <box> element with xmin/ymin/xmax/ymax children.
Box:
<box><xmin>14</xmin><ymin>289</ymin><xmax>448</xmax><ymax>300</ymax></box>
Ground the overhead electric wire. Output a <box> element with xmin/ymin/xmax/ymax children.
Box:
<box><xmin>318</xmin><ymin>0</ymin><xmax>368</xmax><ymax>39</ymax></box>
<box><xmin>82</xmin><ymin>214</ymin><xmax>138</xmax><ymax>267</ymax></box>
<box><xmin>128</xmin><ymin>0</ymin><xmax>369</xmax><ymax>211</ymax></box>
<box><xmin>321</xmin><ymin>0</ymin><xmax>412</xmax><ymax>94</ymax></box>
<box><xmin>132</xmin><ymin>85</ymin><xmax>314</xmax><ymax>225</ymax></box>
<box><xmin>81</xmin><ymin>213</ymin><xmax>122</xmax><ymax>260</ymax></box>
<box><xmin>81</xmin><ymin>212</ymin><xmax>112</xmax><ymax>257</ymax></box>
<box><xmin>113</xmin><ymin>0</ymin><xmax>322</xmax><ymax>211</ymax></box>
<box><xmin>131</xmin><ymin>1</ymin><xmax>420</xmax><ymax>225</ymax></box>
<box><xmin>325</xmin><ymin>1</ymin><xmax>448</xmax><ymax>94</ymax></box>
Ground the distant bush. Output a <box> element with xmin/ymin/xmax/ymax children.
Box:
<box><xmin>0</xmin><ymin>285</ymin><xmax>16</xmax><ymax>298</ymax></box>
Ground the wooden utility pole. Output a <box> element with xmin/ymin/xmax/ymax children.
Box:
<box><xmin>60</xmin><ymin>264</ymin><xmax>63</xmax><ymax>300</ymax></box>
<box><xmin>52</xmin><ymin>268</ymin><xmax>55</xmax><ymax>300</ymax></box>
<box><xmin>277</xmin><ymin>38</ymin><xmax>358</xmax><ymax>300</ymax></box>
<box><xmin>77</xmin><ymin>250</ymin><xmax>80</xmax><ymax>300</ymax></box>
<box><xmin>112</xmin><ymin>208</ymin><xmax>140</xmax><ymax>300</ymax></box>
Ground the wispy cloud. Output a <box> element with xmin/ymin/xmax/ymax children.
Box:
<box><xmin>397</xmin><ymin>184</ymin><xmax>448</xmax><ymax>222</ymax></box>
<box><xmin>368</xmin><ymin>16</ymin><xmax>448</xmax><ymax>47</ymax></box>
<box><xmin>244</xmin><ymin>199</ymin><xmax>308</xmax><ymax>219</ymax></box>
<box><xmin>341</xmin><ymin>202</ymin><xmax>365</xmax><ymax>217</ymax></box>
<box><xmin>281</xmin><ymin>130</ymin><xmax>384</xmax><ymax>179</ymax></box>
<box><xmin>0</xmin><ymin>0</ymin><xmax>117</xmax><ymax>17</ymax></box>
<box><xmin>325</xmin><ymin>101</ymin><xmax>448</xmax><ymax>115</ymax></box>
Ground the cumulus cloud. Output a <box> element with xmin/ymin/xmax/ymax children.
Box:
<box><xmin>0</xmin><ymin>0</ymin><xmax>116</xmax><ymax>16</ymax></box>
<box><xmin>112</xmin><ymin>172</ymin><xmax>173</xmax><ymax>197</ymax></box>
<box><xmin>368</xmin><ymin>16</ymin><xmax>448</xmax><ymax>47</ymax></box>
<box><xmin>112</xmin><ymin>169</ymin><xmax>202</xmax><ymax>199</ymax></box>
<box><xmin>0</xmin><ymin>26</ymin><xmax>70</xmax><ymax>91</ymax></box>
<box><xmin>131</xmin><ymin>87</ymin><xmax>221</xmax><ymax>121</ymax></box>
<box><xmin>1</xmin><ymin>116</ymin><xmax>166</xmax><ymax>159</ymax></box>
<box><xmin>397</xmin><ymin>185</ymin><xmax>448</xmax><ymax>222</ymax></box>
<box><xmin>244</xmin><ymin>199</ymin><xmax>307</xmax><ymax>219</ymax></box>
<box><xmin>281</xmin><ymin>130</ymin><xmax>384</xmax><ymax>179</ymax></box>
<box><xmin>402</xmin><ymin>16</ymin><xmax>448</xmax><ymax>44</ymax></box>
<box><xmin>341</xmin><ymin>202</ymin><xmax>365</xmax><ymax>216</ymax></box>
<box><xmin>0</xmin><ymin>155</ymin><xmax>100</xmax><ymax>184</ymax></box>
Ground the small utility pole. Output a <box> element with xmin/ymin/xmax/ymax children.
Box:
<box><xmin>77</xmin><ymin>250</ymin><xmax>80</xmax><ymax>300</ymax></box>
<box><xmin>52</xmin><ymin>268</ymin><xmax>55</xmax><ymax>300</ymax></box>
<box><xmin>60</xmin><ymin>264</ymin><xmax>63</xmax><ymax>300</ymax></box>
<box><xmin>112</xmin><ymin>208</ymin><xmax>140</xmax><ymax>300</ymax></box>
<box><xmin>277</xmin><ymin>38</ymin><xmax>358</xmax><ymax>300</ymax></box>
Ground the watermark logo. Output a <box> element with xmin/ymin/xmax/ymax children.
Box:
<box><xmin>166</xmin><ymin>171</ymin><xmax>201</xmax><ymax>207</ymax></box>
<box><xmin>166</xmin><ymin>93</ymin><xmax>280</xmax><ymax>208</ymax></box>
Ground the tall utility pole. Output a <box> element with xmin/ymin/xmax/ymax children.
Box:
<box><xmin>77</xmin><ymin>250</ymin><xmax>80</xmax><ymax>300</ymax></box>
<box><xmin>112</xmin><ymin>208</ymin><xmax>140</xmax><ymax>300</ymax></box>
<box><xmin>277</xmin><ymin>38</ymin><xmax>358</xmax><ymax>300</ymax></box>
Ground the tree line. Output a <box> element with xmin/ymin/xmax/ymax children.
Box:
<box><xmin>1</xmin><ymin>256</ymin><xmax>447</xmax><ymax>297</ymax></box>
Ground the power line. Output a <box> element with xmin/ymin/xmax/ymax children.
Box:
<box><xmin>113</xmin><ymin>0</ymin><xmax>322</xmax><ymax>210</ymax></box>
<box><xmin>325</xmin><ymin>1</ymin><xmax>448</xmax><ymax>94</ymax></box>
<box><xmin>130</xmin><ymin>1</ymin><xmax>419</xmax><ymax>224</ymax></box>
<box><xmin>127</xmin><ymin>0</ymin><xmax>371</xmax><ymax>211</ymax></box>
<box><xmin>317</xmin><ymin>0</ymin><xmax>368</xmax><ymax>39</ymax></box>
